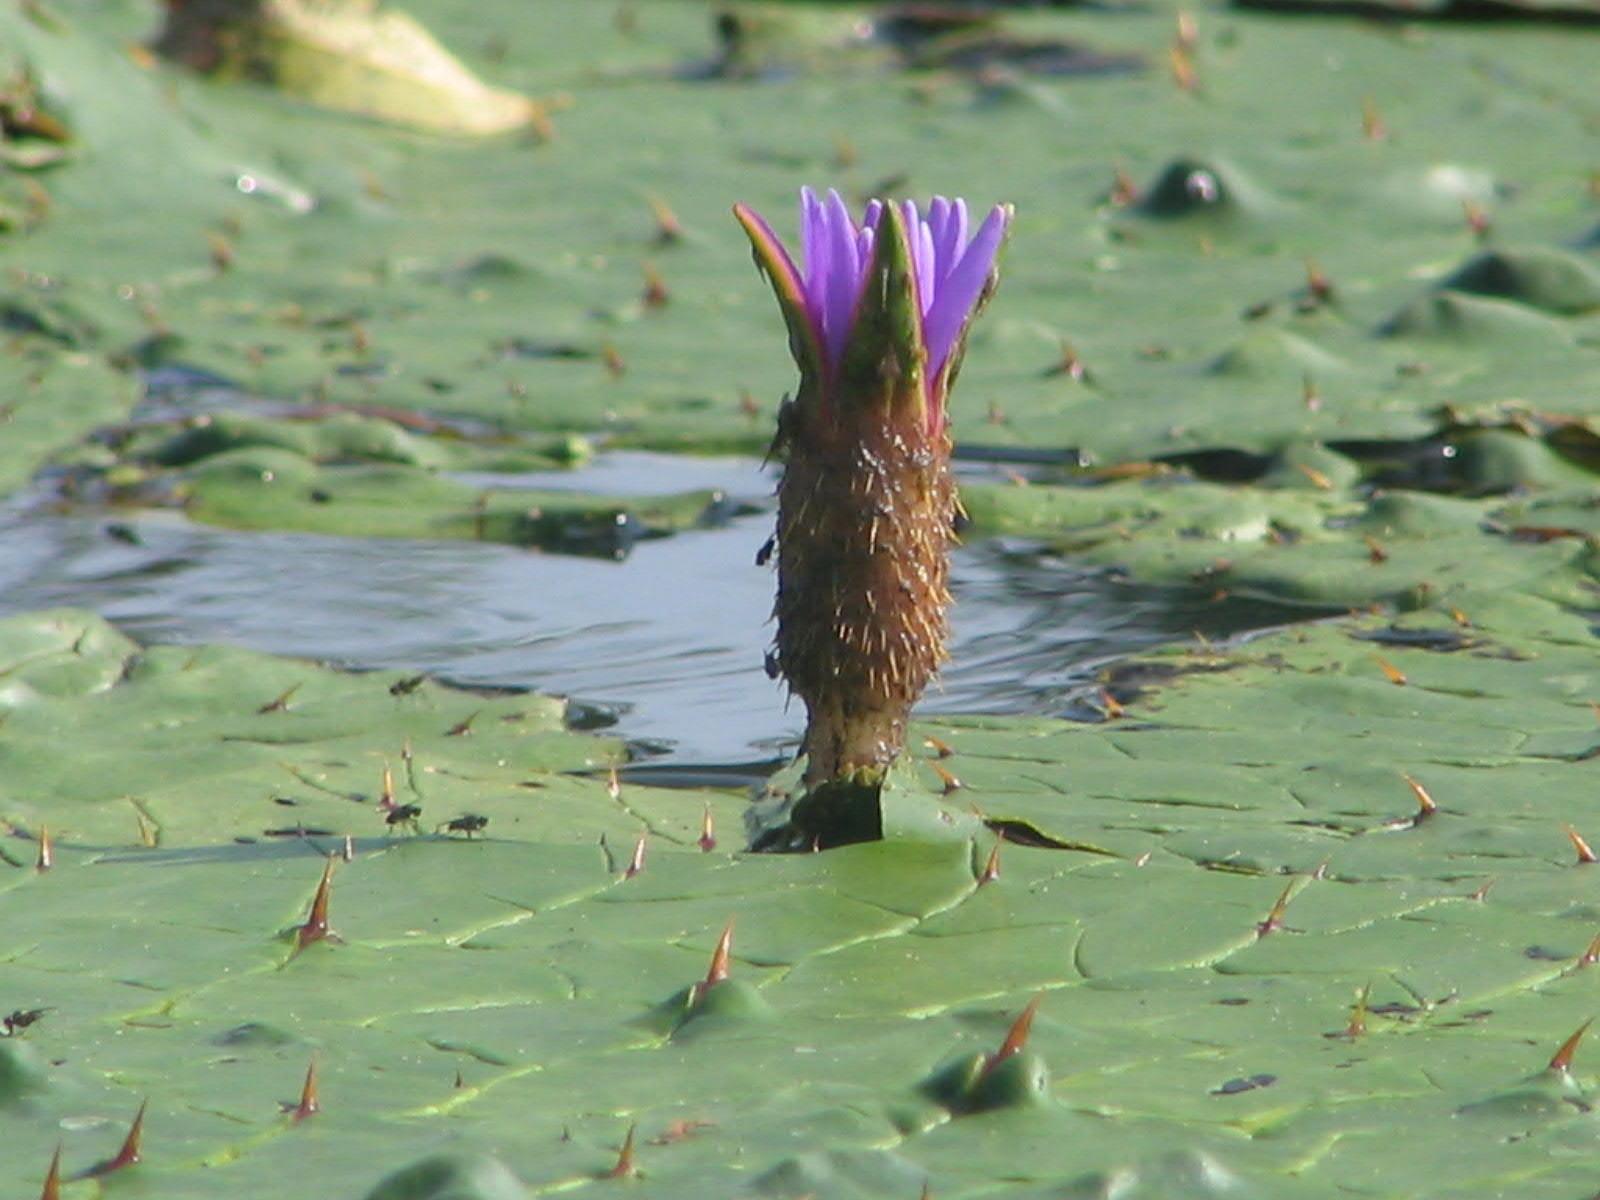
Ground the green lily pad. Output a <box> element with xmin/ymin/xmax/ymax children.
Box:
<box><xmin>2</xmin><ymin>594</ymin><xmax>1600</xmax><ymax>1194</ymax></box>
<box><xmin>0</xmin><ymin>0</ymin><xmax>1596</xmax><ymax>485</ymax></box>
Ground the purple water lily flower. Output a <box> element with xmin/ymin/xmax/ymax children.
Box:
<box><xmin>733</xmin><ymin>188</ymin><xmax>1013</xmax><ymax>818</ymax></box>
<box><xmin>735</xmin><ymin>188</ymin><xmax>1010</xmax><ymax>437</ymax></box>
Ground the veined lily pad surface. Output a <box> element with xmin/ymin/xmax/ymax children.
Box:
<box><xmin>4</xmin><ymin>0</ymin><xmax>1600</xmax><ymax>1196</ymax></box>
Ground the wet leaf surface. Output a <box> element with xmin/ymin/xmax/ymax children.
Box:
<box><xmin>3</xmin><ymin>595</ymin><xmax>1600</xmax><ymax>1194</ymax></box>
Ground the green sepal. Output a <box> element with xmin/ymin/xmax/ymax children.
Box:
<box><xmin>733</xmin><ymin>203</ymin><xmax>826</xmax><ymax>386</ymax></box>
<box><xmin>838</xmin><ymin>201</ymin><xmax>928</xmax><ymax>427</ymax></box>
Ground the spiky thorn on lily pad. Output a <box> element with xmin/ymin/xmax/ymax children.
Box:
<box><xmin>603</xmin><ymin>1124</ymin><xmax>638</xmax><ymax>1180</ymax></box>
<box><xmin>293</xmin><ymin>857</ymin><xmax>339</xmax><ymax>952</ymax></box>
<box><xmin>283</xmin><ymin>1057</ymin><xmax>320</xmax><ymax>1121</ymax></box>
<box><xmin>921</xmin><ymin>993</ymin><xmax>1050</xmax><ymax>1114</ymax></box>
<box><xmin>735</xmin><ymin>189</ymin><xmax>1011</xmax><ymax>798</ymax></box>
<box><xmin>1257</xmin><ymin>877</ymin><xmax>1309</xmax><ymax>937</ymax></box>
<box><xmin>983</xmin><ymin>993</ymin><xmax>1043</xmax><ymax>1079</ymax></box>
<box><xmin>39</xmin><ymin>1144</ymin><xmax>61</xmax><ymax>1200</ymax></box>
<box><xmin>689</xmin><ymin>919</ymin><xmax>734</xmax><ymax>1007</ymax></box>
<box><xmin>86</xmin><ymin>1099</ymin><xmax>145</xmax><ymax>1177</ymax></box>
<box><xmin>1547</xmin><ymin>1018</ymin><xmax>1593</xmax><ymax>1074</ymax></box>
<box><xmin>1565</xmin><ymin>823</ymin><xmax>1597</xmax><ymax>865</ymax></box>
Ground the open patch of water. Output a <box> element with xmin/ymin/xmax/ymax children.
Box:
<box><xmin>0</xmin><ymin>452</ymin><xmax>1316</xmax><ymax>767</ymax></box>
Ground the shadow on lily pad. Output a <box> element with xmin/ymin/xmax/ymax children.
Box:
<box><xmin>748</xmin><ymin>756</ymin><xmax>982</xmax><ymax>851</ymax></box>
<box><xmin>363</xmin><ymin>1153</ymin><xmax>528</xmax><ymax>1200</ymax></box>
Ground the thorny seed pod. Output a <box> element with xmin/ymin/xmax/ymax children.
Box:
<box><xmin>735</xmin><ymin>189</ymin><xmax>1011</xmax><ymax>792</ymax></box>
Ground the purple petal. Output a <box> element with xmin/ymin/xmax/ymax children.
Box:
<box><xmin>856</xmin><ymin>199</ymin><xmax>883</xmax><ymax>265</ymax></box>
<box><xmin>923</xmin><ymin>204</ymin><xmax>1009</xmax><ymax>376</ymax></box>
<box><xmin>897</xmin><ymin>201</ymin><xmax>929</xmax><ymax>312</ymax></box>
<box><xmin>926</xmin><ymin>197</ymin><xmax>951</xmax><ymax>279</ymax></box>
<box><xmin>899</xmin><ymin>200</ymin><xmax>920</xmax><ymax>248</ymax></box>
<box><xmin>823</xmin><ymin>190</ymin><xmax>861</xmax><ymax>360</ymax></box>
<box><xmin>934</xmin><ymin>198</ymin><xmax>968</xmax><ymax>289</ymax></box>
<box><xmin>916</xmin><ymin>220</ymin><xmax>936</xmax><ymax>315</ymax></box>
<box><xmin>800</xmin><ymin>187</ymin><xmax>830</xmax><ymax>328</ymax></box>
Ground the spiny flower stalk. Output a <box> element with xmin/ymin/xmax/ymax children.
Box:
<box><xmin>736</xmin><ymin>188</ymin><xmax>1011</xmax><ymax>788</ymax></box>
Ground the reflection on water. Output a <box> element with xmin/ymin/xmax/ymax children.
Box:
<box><xmin>0</xmin><ymin>453</ymin><xmax>1313</xmax><ymax>765</ymax></box>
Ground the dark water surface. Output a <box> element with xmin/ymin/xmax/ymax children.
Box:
<box><xmin>0</xmin><ymin>452</ymin><xmax>1310</xmax><ymax>766</ymax></box>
